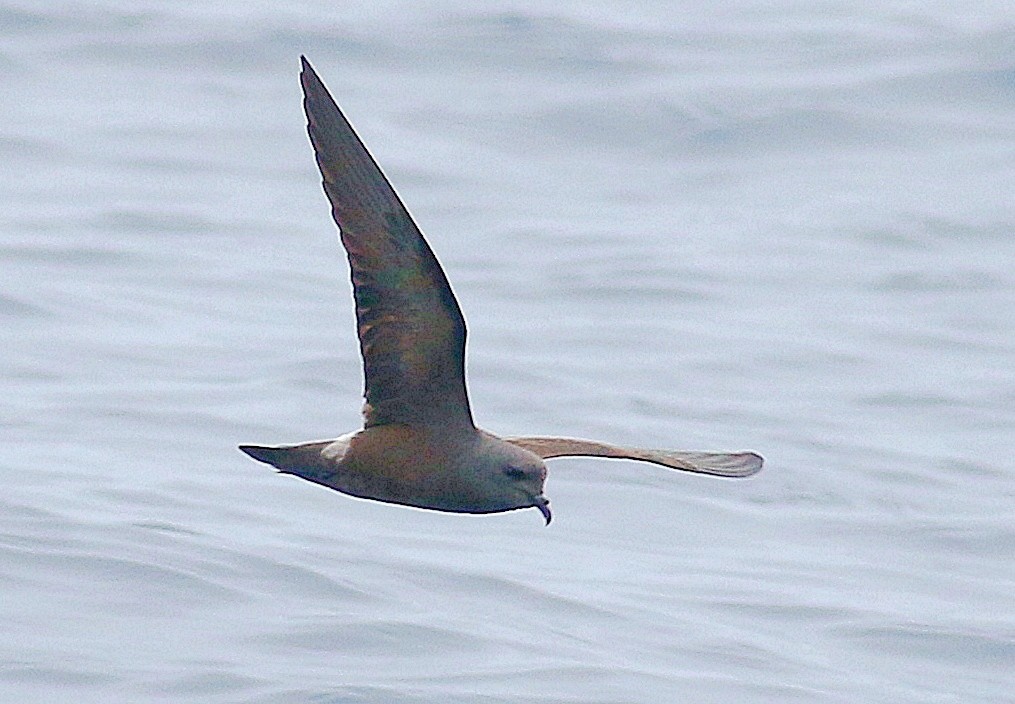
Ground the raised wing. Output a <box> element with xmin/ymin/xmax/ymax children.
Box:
<box><xmin>505</xmin><ymin>437</ymin><xmax>763</xmax><ymax>478</ymax></box>
<box><xmin>301</xmin><ymin>57</ymin><xmax>473</xmax><ymax>429</ymax></box>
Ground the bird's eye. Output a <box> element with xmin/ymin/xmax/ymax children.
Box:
<box><xmin>503</xmin><ymin>467</ymin><xmax>526</xmax><ymax>480</ymax></box>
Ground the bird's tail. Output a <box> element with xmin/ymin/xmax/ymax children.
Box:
<box><xmin>238</xmin><ymin>444</ymin><xmax>292</xmax><ymax>469</ymax></box>
<box><xmin>238</xmin><ymin>442</ymin><xmax>333</xmax><ymax>476</ymax></box>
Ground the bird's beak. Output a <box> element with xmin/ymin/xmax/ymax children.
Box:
<box><xmin>534</xmin><ymin>497</ymin><xmax>552</xmax><ymax>526</ymax></box>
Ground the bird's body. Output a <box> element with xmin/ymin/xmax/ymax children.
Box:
<box><xmin>239</xmin><ymin>57</ymin><xmax>762</xmax><ymax>524</ymax></box>
<box><xmin>244</xmin><ymin>426</ymin><xmax>549</xmax><ymax>520</ymax></box>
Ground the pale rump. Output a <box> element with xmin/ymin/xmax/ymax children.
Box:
<box><xmin>239</xmin><ymin>57</ymin><xmax>762</xmax><ymax>524</ymax></box>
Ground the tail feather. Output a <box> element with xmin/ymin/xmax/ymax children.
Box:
<box><xmin>238</xmin><ymin>441</ymin><xmax>343</xmax><ymax>493</ymax></box>
<box><xmin>239</xmin><ymin>442</ymin><xmax>331</xmax><ymax>473</ymax></box>
<box><xmin>238</xmin><ymin>444</ymin><xmax>292</xmax><ymax>469</ymax></box>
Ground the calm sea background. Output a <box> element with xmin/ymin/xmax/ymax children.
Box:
<box><xmin>2</xmin><ymin>2</ymin><xmax>1013</xmax><ymax>702</ymax></box>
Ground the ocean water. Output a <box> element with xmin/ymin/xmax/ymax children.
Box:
<box><xmin>2</xmin><ymin>2</ymin><xmax>1013</xmax><ymax>702</ymax></box>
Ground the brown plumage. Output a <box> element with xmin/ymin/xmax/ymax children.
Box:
<box><xmin>239</xmin><ymin>57</ymin><xmax>762</xmax><ymax>525</ymax></box>
<box><xmin>301</xmin><ymin>57</ymin><xmax>471</xmax><ymax>430</ymax></box>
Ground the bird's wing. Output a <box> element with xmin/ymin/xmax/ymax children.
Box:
<box><xmin>505</xmin><ymin>437</ymin><xmax>763</xmax><ymax>478</ymax></box>
<box><xmin>301</xmin><ymin>57</ymin><xmax>473</xmax><ymax>429</ymax></box>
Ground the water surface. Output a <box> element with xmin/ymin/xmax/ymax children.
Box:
<box><xmin>2</xmin><ymin>2</ymin><xmax>1013</xmax><ymax>702</ymax></box>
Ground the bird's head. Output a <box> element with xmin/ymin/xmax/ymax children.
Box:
<box><xmin>468</xmin><ymin>434</ymin><xmax>551</xmax><ymax>524</ymax></box>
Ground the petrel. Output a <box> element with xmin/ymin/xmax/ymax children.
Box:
<box><xmin>239</xmin><ymin>57</ymin><xmax>762</xmax><ymax>524</ymax></box>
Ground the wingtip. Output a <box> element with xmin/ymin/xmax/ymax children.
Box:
<box><xmin>737</xmin><ymin>452</ymin><xmax>765</xmax><ymax>477</ymax></box>
<box><xmin>299</xmin><ymin>56</ymin><xmax>327</xmax><ymax>102</ymax></box>
<box><xmin>299</xmin><ymin>56</ymin><xmax>319</xmax><ymax>89</ymax></box>
<box><xmin>690</xmin><ymin>450</ymin><xmax>764</xmax><ymax>478</ymax></box>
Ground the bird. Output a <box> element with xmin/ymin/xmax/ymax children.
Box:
<box><xmin>239</xmin><ymin>57</ymin><xmax>763</xmax><ymax>525</ymax></box>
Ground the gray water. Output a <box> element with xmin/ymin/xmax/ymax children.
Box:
<box><xmin>2</xmin><ymin>2</ymin><xmax>1013</xmax><ymax>702</ymax></box>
